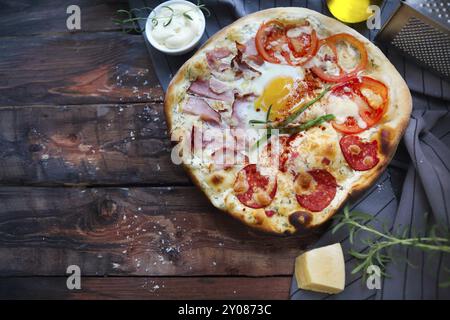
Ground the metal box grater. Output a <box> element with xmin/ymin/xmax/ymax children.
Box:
<box><xmin>376</xmin><ymin>0</ymin><xmax>450</xmax><ymax>81</ymax></box>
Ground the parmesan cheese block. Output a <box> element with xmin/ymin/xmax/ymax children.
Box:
<box><xmin>295</xmin><ymin>243</ymin><xmax>345</xmax><ymax>294</ymax></box>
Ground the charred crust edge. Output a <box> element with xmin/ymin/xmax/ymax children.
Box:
<box><xmin>289</xmin><ymin>211</ymin><xmax>313</xmax><ymax>232</ymax></box>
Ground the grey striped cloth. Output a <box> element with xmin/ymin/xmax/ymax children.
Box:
<box><xmin>130</xmin><ymin>0</ymin><xmax>450</xmax><ymax>299</ymax></box>
<box><xmin>290</xmin><ymin>106</ymin><xmax>450</xmax><ymax>300</ymax></box>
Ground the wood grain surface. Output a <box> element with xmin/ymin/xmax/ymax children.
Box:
<box><xmin>0</xmin><ymin>0</ymin><xmax>313</xmax><ymax>299</ymax></box>
<box><xmin>0</xmin><ymin>0</ymin><xmax>129</xmax><ymax>35</ymax></box>
<box><xmin>0</xmin><ymin>186</ymin><xmax>318</xmax><ymax>277</ymax></box>
<box><xmin>0</xmin><ymin>103</ymin><xmax>187</xmax><ymax>185</ymax></box>
<box><xmin>0</xmin><ymin>276</ymin><xmax>291</xmax><ymax>299</ymax></box>
<box><xmin>0</xmin><ymin>32</ymin><xmax>163</xmax><ymax>106</ymax></box>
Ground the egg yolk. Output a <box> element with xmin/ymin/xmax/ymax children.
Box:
<box><xmin>255</xmin><ymin>76</ymin><xmax>294</xmax><ymax>121</ymax></box>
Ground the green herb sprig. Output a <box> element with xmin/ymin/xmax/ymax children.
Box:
<box><xmin>113</xmin><ymin>1</ymin><xmax>211</xmax><ymax>34</ymax></box>
<box><xmin>277</xmin><ymin>85</ymin><xmax>331</xmax><ymax>128</ymax></box>
<box><xmin>333</xmin><ymin>206</ymin><xmax>450</xmax><ymax>283</ymax></box>
<box><xmin>151</xmin><ymin>2</ymin><xmax>210</xmax><ymax>27</ymax></box>
<box><xmin>282</xmin><ymin>114</ymin><xmax>335</xmax><ymax>134</ymax></box>
<box><xmin>249</xmin><ymin>86</ymin><xmax>332</xmax><ymax>149</ymax></box>
<box><xmin>113</xmin><ymin>8</ymin><xmax>151</xmax><ymax>33</ymax></box>
<box><xmin>252</xmin><ymin>105</ymin><xmax>273</xmax><ymax>150</ymax></box>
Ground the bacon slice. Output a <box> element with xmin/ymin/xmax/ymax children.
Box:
<box><xmin>212</xmin><ymin>47</ymin><xmax>232</xmax><ymax>58</ymax></box>
<box><xmin>295</xmin><ymin>169</ymin><xmax>337</xmax><ymax>212</ymax></box>
<box><xmin>206</xmin><ymin>47</ymin><xmax>232</xmax><ymax>62</ymax></box>
<box><xmin>209</xmin><ymin>77</ymin><xmax>228</xmax><ymax>94</ymax></box>
<box><xmin>234</xmin><ymin>164</ymin><xmax>277</xmax><ymax>209</ymax></box>
<box><xmin>189</xmin><ymin>125</ymin><xmax>197</xmax><ymax>152</ymax></box>
<box><xmin>188</xmin><ymin>79</ymin><xmax>234</xmax><ymax>103</ymax></box>
<box><xmin>189</xmin><ymin>125</ymin><xmax>224</xmax><ymax>153</ymax></box>
<box><xmin>339</xmin><ymin>135</ymin><xmax>379</xmax><ymax>171</ymax></box>
<box><xmin>240</xmin><ymin>38</ymin><xmax>264</xmax><ymax>65</ymax></box>
<box><xmin>232</xmin><ymin>42</ymin><xmax>262</xmax><ymax>79</ymax></box>
<box><xmin>231</xmin><ymin>94</ymin><xmax>255</xmax><ymax>127</ymax></box>
<box><xmin>182</xmin><ymin>96</ymin><xmax>221</xmax><ymax>124</ymax></box>
<box><xmin>206</xmin><ymin>47</ymin><xmax>232</xmax><ymax>72</ymax></box>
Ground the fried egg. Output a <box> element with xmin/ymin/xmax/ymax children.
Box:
<box><xmin>251</xmin><ymin>62</ymin><xmax>304</xmax><ymax>121</ymax></box>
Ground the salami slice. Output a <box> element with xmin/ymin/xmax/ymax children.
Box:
<box><xmin>339</xmin><ymin>135</ymin><xmax>379</xmax><ymax>171</ymax></box>
<box><xmin>295</xmin><ymin>169</ymin><xmax>337</xmax><ymax>212</ymax></box>
<box><xmin>234</xmin><ymin>164</ymin><xmax>277</xmax><ymax>209</ymax></box>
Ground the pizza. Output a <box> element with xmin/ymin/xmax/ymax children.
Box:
<box><xmin>164</xmin><ymin>8</ymin><xmax>412</xmax><ymax>235</ymax></box>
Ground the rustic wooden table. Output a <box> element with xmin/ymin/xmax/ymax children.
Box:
<box><xmin>0</xmin><ymin>0</ymin><xmax>319</xmax><ymax>299</ymax></box>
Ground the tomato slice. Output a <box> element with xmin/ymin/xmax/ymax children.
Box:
<box><xmin>332</xmin><ymin>117</ymin><xmax>366</xmax><ymax>134</ymax></box>
<box><xmin>255</xmin><ymin>20</ymin><xmax>287</xmax><ymax>64</ymax></box>
<box><xmin>256</xmin><ymin>20</ymin><xmax>319</xmax><ymax>66</ymax></box>
<box><xmin>357</xmin><ymin>77</ymin><xmax>388</xmax><ymax>126</ymax></box>
<box><xmin>330</xmin><ymin>76</ymin><xmax>388</xmax><ymax>133</ymax></box>
<box><xmin>311</xmin><ymin>33</ymin><xmax>368</xmax><ymax>82</ymax></box>
<box><xmin>359</xmin><ymin>104</ymin><xmax>384</xmax><ymax>127</ymax></box>
<box><xmin>284</xmin><ymin>25</ymin><xmax>319</xmax><ymax>66</ymax></box>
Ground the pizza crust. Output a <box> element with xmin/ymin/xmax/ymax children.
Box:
<box><xmin>164</xmin><ymin>8</ymin><xmax>412</xmax><ymax>235</ymax></box>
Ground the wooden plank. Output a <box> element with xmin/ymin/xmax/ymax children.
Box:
<box><xmin>0</xmin><ymin>186</ymin><xmax>318</xmax><ymax>277</ymax></box>
<box><xmin>0</xmin><ymin>0</ymin><xmax>128</xmax><ymax>36</ymax></box>
<box><xmin>0</xmin><ymin>103</ymin><xmax>188</xmax><ymax>186</ymax></box>
<box><xmin>0</xmin><ymin>33</ymin><xmax>163</xmax><ymax>106</ymax></box>
<box><xmin>0</xmin><ymin>276</ymin><xmax>291</xmax><ymax>299</ymax></box>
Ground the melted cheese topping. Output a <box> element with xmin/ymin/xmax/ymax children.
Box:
<box><xmin>361</xmin><ymin>88</ymin><xmax>383</xmax><ymax>107</ymax></box>
<box><xmin>287</xmin><ymin>26</ymin><xmax>312</xmax><ymax>38</ymax></box>
<box><xmin>326</xmin><ymin>95</ymin><xmax>367</xmax><ymax>129</ymax></box>
<box><xmin>336</xmin><ymin>42</ymin><xmax>359</xmax><ymax>72</ymax></box>
<box><xmin>168</xmin><ymin>10</ymin><xmax>405</xmax><ymax>234</ymax></box>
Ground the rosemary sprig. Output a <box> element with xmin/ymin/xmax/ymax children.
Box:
<box><xmin>113</xmin><ymin>1</ymin><xmax>211</xmax><ymax>34</ymax></box>
<box><xmin>151</xmin><ymin>1</ymin><xmax>211</xmax><ymax>27</ymax></box>
<box><xmin>254</xmin><ymin>130</ymin><xmax>272</xmax><ymax>150</ymax></box>
<box><xmin>183</xmin><ymin>12</ymin><xmax>193</xmax><ymax>21</ymax></box>
<box><xmin>249</xmin><ymin>86</ymin><xmax>331</xmax><ymax>128</ymax></box>
<box><xmin>266</xmin><ymin>104</ymin><xmax>272</xmax><ymax>122</ymax></box>
<box><xmin>252</xmin><ymin>105</ymin><xmax>273</xmax><ymax>150</ymax></box>
<box><xmin>249</xmin><ymin>86</ymin><xmax>333</xmax><ymax>149</ymax></box>
<box><xmin>277</xmin><ymin>85</ymin><xmax>331</xmax><ymax>128</ymax></box>
<box><xmin>281</xmin><ymin>114</ymin><xmax>335</xmax><ymax>134</ymax></box>
<box><xmin>249</xmin><ymin>119</ymin><xmax>271</xmax><ymax>124</ymax></box>
<box><xmin>333</xmin><ymin>206</ymin><xmax>450</xmax><ymax>282</ymax></box>
<box><xmin>160</xmin><ymin>5</ymin><xmax>174</xmax><ymax>27</ymax></box>
<box><xmin>113</xmin><ymin>8</ymin><xmax>151</xmax><ymax>33</ymax></box>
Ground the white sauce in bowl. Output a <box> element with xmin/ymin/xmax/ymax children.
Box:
<box><xmin>151</xmin><ymin>3</ymin><xmax>203</xmax><ymax>50</ymax></box>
